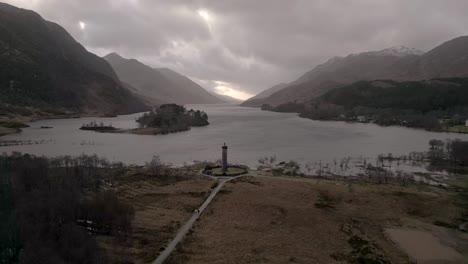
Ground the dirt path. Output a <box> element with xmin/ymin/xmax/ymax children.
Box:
<box><xmin>151</xmin><ymin>176</ymin><xmax>239</xmax><ymax>264</ymax></box>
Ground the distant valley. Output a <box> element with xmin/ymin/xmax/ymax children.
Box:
<box><xmin>2</xmin><ymin>2</ymin><xmax>468</xmax><ymax>264</ymax></box>
<box><xmin>211</xmin><ymin>92</ymin><xmax>243</xmax><ymax>104</ymax></box>
<box><xmin>2</xmin><ymin>0</ymin><xmax>468</xmax><ymax>137</ymax></box>
<box><xmin>104</xmin><ymin>53</ymin><xmax>225</xmax><ymax>105</ymax></box>
<box><xmin>0</xmin><ymin>2</ymin><xmax>228</xmax><ymax>132</ymax></box>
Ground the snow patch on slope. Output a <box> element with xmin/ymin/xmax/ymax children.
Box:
<box><xmin>351</xmin><ymin>46</ymin><xmax>425</xmax><ymax>57</ymax></box>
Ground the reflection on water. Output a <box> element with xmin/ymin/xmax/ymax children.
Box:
<box><xmin>2</xmin><ymin>104</ymin><xmax>468</xmax><ymax>170</ymax></box>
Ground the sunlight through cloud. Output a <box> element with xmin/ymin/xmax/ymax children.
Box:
<box><xmin>213</xmin><ymin>81</ymin><xmax>253</xmax><ymax>100</ymax></box>
<box><xmin>197</xmin><ymin>8</ymin><xmax>214</xmax><ymax>33</ymax></box>
<box><xmin>197</xmin><ymin>9</ymin><xmax>212</xmax><ymax>22</ymax></box>
<box><xmin>78</xmin><ymin>21</ymin><xmax>86</xmax><ymax>30</ymax></box>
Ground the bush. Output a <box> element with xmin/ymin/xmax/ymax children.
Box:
<box><xmin>314</xmin><ymin>191</ymin><xmax>337</xmax><ymax>209</ymax></box>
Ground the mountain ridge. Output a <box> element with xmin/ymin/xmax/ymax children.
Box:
<box><xmin>351</xmin><ymin>46</ymin><xmax>424</xmax><ymax>57</ymax></box>
<box><xmin>0</xmin><ymin>3</ymin><xmax>149</xmax><ymax>116</ymax></box>
<box><xmin>242</xmin><ymin>37</ymin><xmax>468</xmax><ymax>107</ymax></box>
<box><xmin>104</xmin><ymin>53</ymin><xmax>224</xmax><ymax>105</ymax></box>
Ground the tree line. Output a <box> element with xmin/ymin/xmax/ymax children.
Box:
<box><xmin>262</xmin><ymin>78</ymin><xmax>468</xmax><ymax>131</ymax></box>
<box><xmin>0</xmin><ymin>153</ymin><xmax>134</xmax><ymax>264</ymax></box>
<box><xmin>137</xmin><ymin>104</ymin><xmax>209</xmax><ymax>134</ymax></box>
<box><xmin>427</xmin><ymin>139</ymin><xmax>468</xmax><ymax>167</ymax></box>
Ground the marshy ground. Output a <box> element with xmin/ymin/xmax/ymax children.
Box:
<box><xmin>163</xmin><ymin>174</ymin><xmax>468</xmax><ymax>264</ymax></box>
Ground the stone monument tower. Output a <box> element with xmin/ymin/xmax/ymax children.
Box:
<box><xmin>222</xmin><ymin>143</ymin><xmax>228</xmax><ymax>173</ymax></box>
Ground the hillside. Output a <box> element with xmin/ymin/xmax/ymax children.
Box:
<box><xmin>268</xmin><ymin>78</ymin><xmax>468</xmax><ymax>131</ymax></box>
<box><xmin>241</xmin><ymin>83</ymin><xmax>288</xmax><ymax>106</ymax></box>
<box><xmin>251</xmin><ymin>37</ymin><xmax>468</xmax><ymax>107</ymax></box>
<box><xmin>321</xmin><ymin>78</ymin><xmax>468</xmax><ymax>112</ymax></box>
<box><xmin>0</xmin><ymin>3</ymin><xmax>149</xmax><ymax>117</ymax></box>
<box><xmin>104</xmin><ymin>53</ymin><xmax>224</xmax><ymax>105</ymax></box>
<box><xmin>418</xmin><ymin>36</ymin><xmax>468</xmax><ymax>79</ymax></box>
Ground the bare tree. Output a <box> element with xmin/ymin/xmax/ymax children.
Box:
<box><xmin>146</xmin><ymin>155</ymin><xmax>162</xmax><ymax>176</ymax></box>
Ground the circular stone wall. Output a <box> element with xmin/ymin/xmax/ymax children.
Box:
<box><xmin>203</xmin><ymin>165</ymin><xmax>248</xmax><ymax>176</ymax></box>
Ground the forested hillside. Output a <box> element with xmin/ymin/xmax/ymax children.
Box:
<box><xmin>322</xmin><ymin>78</ymin><xmax>468</xmax><ymax>112</ymax></box>
<box><xmin>265</xmin><ymin>78</ymin><xmax>468</xmax><ymax>131</ymax></box>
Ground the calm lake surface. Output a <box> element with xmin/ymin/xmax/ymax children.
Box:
<box><xmin>2</xmin><ymin>104</ymin><xmax>468</xmax><ymax>168</ymax></box>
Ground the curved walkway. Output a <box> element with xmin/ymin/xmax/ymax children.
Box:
<box><xmin>152</xmin><ymin>176</ymin><xmax>239</xmax><ymax>264</ymax></box>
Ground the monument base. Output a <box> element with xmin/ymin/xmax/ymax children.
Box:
<box><xmin>203</xmin><ymin>165</ymin><xmax>248</xmax><ymax>177</ymax></box>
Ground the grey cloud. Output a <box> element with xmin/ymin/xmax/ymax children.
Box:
<box><xmin>5</xmin><ymin>0</ymin><xmax>468</xmax><ymax>97</ymax></box>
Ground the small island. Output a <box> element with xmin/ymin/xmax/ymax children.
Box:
<box><xmin>80</xmin><ymin>121</ymin><xmax>118</xmax><ymax>132</ymax></box>
<box><xmin>133</xmin><ymin>104</ymin><xmax>209</xmax><ymax>135</ymax></box>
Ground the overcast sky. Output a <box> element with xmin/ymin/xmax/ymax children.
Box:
<box><xmin>4</xmin><ymin>0</ymin><xmax>468</xmax><ymax>99</ymax></box>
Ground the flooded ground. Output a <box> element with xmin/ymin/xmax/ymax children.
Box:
<box><xmin>1</xmin><ymin>105</ymin><xmax>468</xmax><ymax>172</ymax></box>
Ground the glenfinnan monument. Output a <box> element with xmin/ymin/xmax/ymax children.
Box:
<box><xmin>222</xmin><ymin>143</ymin><xmax>228</xmax><ymax>173</ymax></box>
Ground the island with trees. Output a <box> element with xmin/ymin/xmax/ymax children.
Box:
<box><xmin>133</xmin><ymin>104</ymin><xmax>209</xmax><ymax>135</ymax></box>
<box><xmin>80</xmin><ymin>121</ymin><xmax>118</xmax><ymax>132</ymax></box>
<box><xmin>78</xmin><ymin>104</ymin><xmax>210</xmax><ymax>136</ymax></box>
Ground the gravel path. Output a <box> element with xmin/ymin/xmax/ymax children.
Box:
<box><xmin>152</xmin><ymin>176</ymin><xmax>239</xmax><ymax>264</ymax></box>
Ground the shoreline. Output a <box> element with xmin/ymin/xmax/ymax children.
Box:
<box><xmin>0</xmin><ymin>110</ymin><xmax>148</xmax><ymax>137</ymax></box>
<box><xmin>0</xmin><ymin>126</ymin><xmax>20</xmax><ymax>137</ymax></box>
<box><xmin>304</xmin><ymin>117</ymin><xmax>468</xmax><ymax>134</ymax></box>
<box><xmin>84</xmin><ymin>126</ymin><xmax>201</xmax><ymax>136</ymax></box>
<box><xmin>0</xmin><ymin>114</ymin><xmax>79</xmax><ymax>137</ymax></box>
<box><xmin>250</xmin><ymin>106</ymin><xmax>468</xmax><ymax>135</ymax></box>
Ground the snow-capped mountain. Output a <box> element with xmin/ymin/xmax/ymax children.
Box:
<box><xmin>360</xmin><ymin>46</ymin><xmax>425</xmax><ymax>57</ymax></box>
<box><xmin>242</xmin><ymin>36</ymin><xmax>468</xmax><ymax>108</ymax></box>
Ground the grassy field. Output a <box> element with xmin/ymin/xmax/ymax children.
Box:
<box><xmin>0</xmin><ymin>120</ymin><xmax>29</xmax><ymax>136</ymax></box>
<box><xmin>97</xmin><ymin>171</ymin><xmax>215</xmax><ymax>264</ymax></box>
<box><xmin>166</xmin><ymin>175</ymin><xmax>468</xmax><ymax>264</ymax></box>
<box><xmin>0</xmin><ymin>120</ymin><xmax>29</xmax><ymax>128</ymax></box>
<box><xmin>447</xmin><ymin>125</ymin><xmax>468</xmax><ymax>133</ymax></box>
<box><xmin>0</xmin><ymin>126</ymin><xmax>17</xmax><ymax>136</ymax></box>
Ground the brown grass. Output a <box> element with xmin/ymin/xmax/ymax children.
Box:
<box><xmin>0</xmin><ymin>126</ymin><xmax>17</xmax><ymax>136</ymax></box>
<box><xmin>166</xmin><ymin>176</ymin><xmax>468</xmax><ymax>264</ymax></box>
